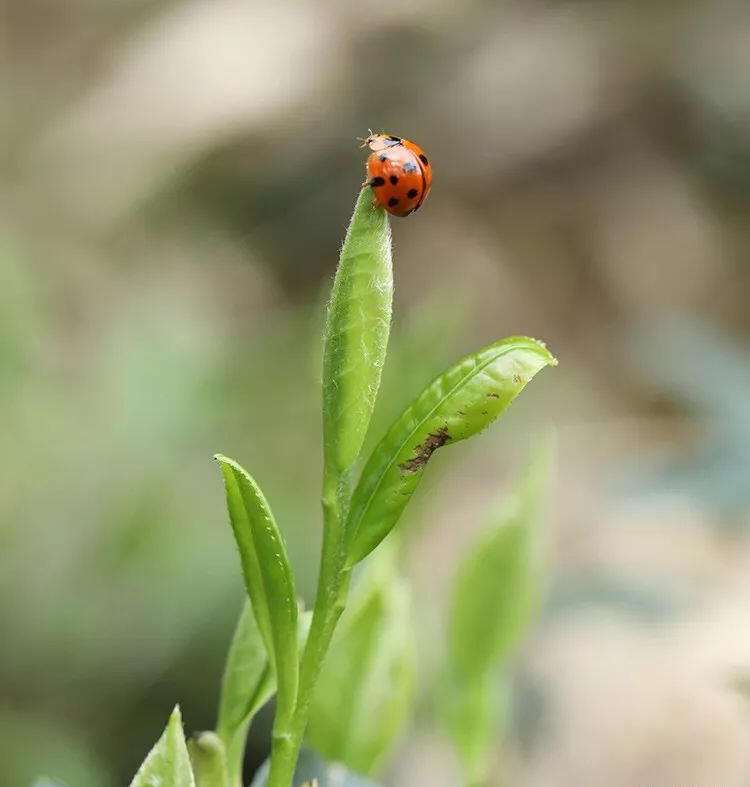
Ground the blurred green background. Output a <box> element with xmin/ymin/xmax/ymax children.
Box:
<box><xmin>3</xmin><ymin>0</ymin><xmax>750</xmax><ymax>785</ymax></box>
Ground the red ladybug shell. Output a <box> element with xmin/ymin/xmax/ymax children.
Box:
<box><xmin>363</xmin><ymin>133</ymin><xmax>432</xmax><ymax>217</ymax></box>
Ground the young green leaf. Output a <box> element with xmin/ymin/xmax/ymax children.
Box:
<box><xmin>444</xmin><ymin>441</ymin><xmax>553</xmax><ymax>781</ymax></box>
<box><xmin>443</xmin><ymin>670</ymin><xmax>511</xmax><ymax>784</ymax></box>
<box><xmin>216</xmin><ymin>455</ymin><xmax>298</xmax><ymax>727</ymax></box>
<box><xmin>345</xmin><ymin>337</ymin><xmax>556</xmax><ymax>566</ymax></box>
<box><xmin>187</xmin><ymin>732</ymin><xmax>228</xmax><ymax>787</ymax></box>
<box><xmin>448</xmin><ymin>440</ymin><xmax>552</xmax><ymax>680</ymax></box>
<box><xmin>216</xmin><ymin>601</ymin><xmax>274</xmax><ymax>787</ymax></box>
<box><xmin>306</xmin><ymin>545</ymin><xmax>415</xmax><ymax>776</ymax></box>
<box><xmin>322</xmin><ymin>187</ymin><xmax>393</xmax><ymax>480</ymax></box>
<box><xmin>216</xmin><ymin>604</ymin><xmax>314</xmax><ymax>787</ymax></box>
<box><xmin>129</xmin><ymin>705</ymin><xmax>195</xmax><ymax>787</ymax></box>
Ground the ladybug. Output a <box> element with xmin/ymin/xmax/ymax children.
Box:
<box><xmin>361</xmin><ymin>132</ymin><xmax>432</xmax><ymax>217</ymax></box>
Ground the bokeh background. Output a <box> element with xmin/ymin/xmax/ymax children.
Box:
<box><xmin>4</xmin><ymin>0</ymin><xmax>750</xmax><ymax>785</ymax></box>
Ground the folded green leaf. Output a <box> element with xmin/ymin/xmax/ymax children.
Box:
<box><xmin>323</xmin><ymin>187</ymin><xmax>393</xmax><ymax>480</ymax></box>
<box><xmin>216</xmin><ymin>456</ymin><xmax>298</xmax><ymax>727</ymax></box>
<box><xmin>307</xmin><ymin>545</ymin><xmax>415</xmax><ymax>776</ymax></box>
<box><xmin>216</xmin><ymin>601</ymin><xmax>274</xmax><ymax>787</ymax></box>
<box><xmin>345</xmin><ymin>337</ymin><xmax>556</xmax><ymax>566</ymax></box>
<box><xmin>129</xmin><ymin>705</ymin><xmax>195</xmax><ymax>787</ymax></box>
<box><xmin>187</xmin><ymin>732</ymin><xmax>228</xmax><ymax>787</ymax></box>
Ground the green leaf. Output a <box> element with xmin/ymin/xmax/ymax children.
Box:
<box><xmin>448</xmin><ymin>441</ymin><xmax>552</xmax><ymax>679</ymax></box>
<box><xmin>322</xmin><ymin>187</ymin><xmax>393</xmax><ymax>480</ymax></box>
<box><xmin>216</xmin><ymin>600</ymin><xmax>274</xmax><ymax>786</ymax></box>
<box><xmin>187</xmin><ymin>732</ymin><xmax>228</xmax><ymax>787</ymax></box>
<box><xmin>216</xmin><ymin>456</ymin><xmax>298</xmax><ymax>727</ymax></box>
<box><xmin>129</xmin><ymin>705</ymin><xmax>195</xmax><ymax>787</ymax></box>
<box><xmin>445</xmin><ymin>441</ymin><xmax>553</xmax><ymax>780</ymax></box>
<box><xmin>306</xmin><ymin>544</ymin><xmax>415</xmax><ymax>776</ymax></box>
<box><xmin>443</xmin><ymin>672</ymin><xmax>511</xmax><ymax>783</ymax></box>
<box><xmin>345</xmin><ymin>337</ymin><xmax>556</xmax><ymax>566</ymax></box>
<box><xmin>216</xmin><ymin>604</ymin><xmax>314</xmax><ymax>787</ymax></box>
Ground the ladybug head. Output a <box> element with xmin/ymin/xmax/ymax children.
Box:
<box><xmin>359</xmin><ymin>132</ymin><xmax>402</xmax><ymax>152</ymax></box>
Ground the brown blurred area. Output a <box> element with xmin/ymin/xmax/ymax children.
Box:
<box><xmin>3</xmin><ymin>1</ymin><xmax>750</xmax><ymax>785</ymax></box>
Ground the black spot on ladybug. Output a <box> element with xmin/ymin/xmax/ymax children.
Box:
<box><xmin>407</xmin><ymin>188</ymin><xmax>418</xmax><ymax>199</ymax></box>
<box><xmin>370</xmin><ymin>176</ymin><xmax>385</xmax><ymax>187</ymax></box>
<box><xmin>402</xmin><ymin>161</ymin><xmax>418</xmax><ymax>174</ymax></box>
<box><xmin>388</xmin><ymin>197</ymin><xmax>399</xmax><ymax>207</ymax></box>
<box><xmin>419</xmin><ymin>154</ymin><xmax>429</xmax><ymax>166</ymax></box>
<box><xmin>378</xmin><ymin>154</ymin><xmax>388</xmax><ymax>162</ymax></box>
<box><xmin>387</xmin><ymin>135</ymin><xmax>401</xmax><ymax>142</ymax></box>
<box><xmin>390</xmin><ymin>175</ymin><xmax>399</xmax><ymax>185</ymax></box>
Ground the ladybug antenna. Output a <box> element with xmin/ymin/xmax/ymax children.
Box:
<box><xmin>357</xmin><ymin>129</ymin><xmax>373</xmax><ymax>148</ymax></box>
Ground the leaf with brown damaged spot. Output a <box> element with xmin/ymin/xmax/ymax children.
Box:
<box><xmin>343</xmin><ymin>336</ymin><xmax>557</xmax><ymax>567</ymax></box>
<box><xmin>398</xmin><ymin>426</ymin><xmax>451</xmax><ymax>473</ymax></box>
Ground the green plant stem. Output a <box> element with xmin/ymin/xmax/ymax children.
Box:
<box><xmin>265</xmin><ymin>475</ymin><xmax>352</xmax><ymax>787</ymax></box>
<box><xmin>266</xmin><ymin>729</ymin><xmax>297</xmax><ymax>787</ymax></box>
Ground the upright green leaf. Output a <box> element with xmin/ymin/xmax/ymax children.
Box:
<box><xmin>445</xmin><ymin>441</ymin><xmax>553</xmax><ymax>781</ymax></box>
<box><xmin>345</xmin><ymin>337</ymin><xmax>556</xmax><ymax>566</ymax></box>
<box><xmin>322</xmin><ymin>187</ymin><xmax>393</xmax><ymax>480</ymax></box>
<box><xmin>216</xmin><ymin>456</ymin><xmax>298</xmax><ymax>727</ymax></box>
<box><xmin>307</xmin><ymin>545</ymin><xmax>415</xmax><ymax>776</ymax></box>
<box><xmin>129</xmin><ymin>705</ymin><xmax>195</xmax><ymax>787</ymax></box>
<box><xmin>443</xmin><ymin>668</ymin><xmax>511</xmax><ymax>782</ymax></box>
<box><xmin>187</xmin><ymin>732</ymin><xmax>228</xmax><ymax>787</ymax></box>
<box><xmin>448</xmin><ymin>441</ymin><xmax>552</xmax><ymax>678</ymax></box>
<box><xmin>216</xmin><ymin>601</ymin><xmax>274</xmax><ymax>787</ymax></box>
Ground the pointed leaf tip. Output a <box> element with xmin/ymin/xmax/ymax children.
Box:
<box><xmin>128</xmin><ymin>704</ymin><xmax>195</xmax><ymax>787</ymax></box>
